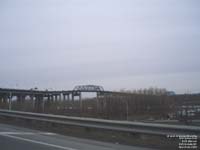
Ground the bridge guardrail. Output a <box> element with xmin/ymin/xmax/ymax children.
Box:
<box><xmin>0</xmin><ymin>109</ymin><xmax>199</xmax><ymax>137</ymax></box>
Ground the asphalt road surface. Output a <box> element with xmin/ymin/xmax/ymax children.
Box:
<box><xmin>0</xmin><ymin>123</ymin><xmax>153</xmax><ymax>150</ymax></box>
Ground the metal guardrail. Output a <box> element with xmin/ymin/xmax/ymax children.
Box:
<box><xmin>0</xmin><ymin>109</ymin><xmax>199</xmax><ymax>137</ymax></box>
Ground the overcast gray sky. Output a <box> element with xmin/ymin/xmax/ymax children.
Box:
<box><xmin>0</xmin><ymin>0</ymin><xmax>200</xmax><ymax>93</ymax></box>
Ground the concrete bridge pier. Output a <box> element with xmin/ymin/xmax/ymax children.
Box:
<box><xmin>63</xmin><ymin>94</ymin><xmax>70</xmax><ymax>101</ymax></box>
<box><xmin>0</xmin><ymin>94</ymin><xmax>9</xmax><ymax>108</ymax></box>
<box><xmin>46</xmin><ymin>95</ymin><xmax>52</xmax><ymax>105</ymax></box>
<box><xmin>0</xmin><ymin>95</ymin><xmax>3</xmax><ymax>104</ymax></box>
<box><xmin>67</xmin><ymin>95</ymin><xmax>70</xmax><ymax>101</ymax></box>
<box><xmin>59</xmin><ymin>94</ymin><xmax>62</xmax><ymax>101</ymax></box>
<box><xmin>72</xmin><ymin>92</ymin><xmax>81</xmax><ymax>102</ymax></box>
<box><xmin>44</xmin><ymin>94</ymin><xmax>54</xmax><ymax>111</ymax></box>
<box><xmin>49</xmin><ymin>95</ymin><xmax>53</xmax><ymax>103</ymax></box>
<box><xmin>96</xmin><ymin>94</ymin><xmax>100</xmax><ymax>113</ymax></box>
<box><xmin>79</xmin><ymin>93</ymin><xmax>82</xmax><ymax>113</ymax></box>
<box><xmin>72</xmin><ymin>94</ymin><xmax>74</xmax><ymax>103</ymax></box>
<box><xmin>72</xmin><ymin>92</ymin><xmax>81</xmax><ymax>101</ymax></box>
<box><xmin>54</xmin><ymin>95</ymin><xmax>57</xmax><ymax>102</ymax></box>
<box><xmin>30</xmin><ymin>95</ymin><xmax>35</xmax><ymax>109</ymax></box>
<box><xmin>96</xmin><ymin>92</ymin><xmax>106</xmax><ymax>113</ymax></box>
<box><xmin>16</xmin><ymin>94</ymin><xmax>26</xmax><ymax>104</ymax></box>
<box><xmin>63</xmin><ymin>94</ymin><xmax>70</xmax><ymax>106</ymax></box>
<box><xmin>2</xmin><ymin>95</ymin><xmax>8</xmax><ymax>104</ymax></box>
<box><xmin>63</xmin><ymin>95</ymin><xmax>66</xmax><ymax>101</ymax></box>
<box><xmin>35</xmin><ymin>95</ymin><xmax>44</xmax><ymax>112</ymax></box>
<box><xmin>8</xmin><ymin>92</ymin><xmax>12</xmax><ymax>110</ymax></box>
<box><xmin>0</xmin><ymin>94</ymin><xmax>10</xmax><ymax>109</ymax></box>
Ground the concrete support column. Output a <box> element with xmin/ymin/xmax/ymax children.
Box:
<box><xmin>47</xmin><ymin>95</ymin><xmax>50</xmax><ymax>101</ymax></box>
<box><xmin>22</xmin><ymin>95</ymin><xmax>26</xmax><ymax>103</ymax></box>
<box><xmin>59</xmin><ymin>94</ymin><xmax>62</xmax><ymax>101</ymax></box>
<box><xmin>96</xmin><ymin>92</ymin><xmax>103</xmax><ymax>113</ymax></box>
<box><xmin>35</xmin><ymin>95</ymin><xmax>43</xmax><ymax>112</ymax></box>
<box><xmin>17</xmin><ymin>95</ymin><xmax>25</xmax><ymax>104</ymax></box>
<box><xmin>97</xmin><ymin>97</ymin><xmax>99</xmax><ymax>113</ymax></box>
<box><xmin>79</xmin><ymin>93</ymin><xmax>82</xmax><ymax>113</ymax></box>
<box><xmin>72</xmin><ymin>94</ymin><xmax>74</xmax><ymax>102</ymax></box>
<box><xmin>0</xmin><ymin>95</ymin><xmax>2</xmax><ymax>104</ymax></box>
<box><xmin>79</xmin><ymin>93</ymin><xmax>81</xmax><ymax>101</ymax></box>
<box><xmin>55</xmin><ymin>95</ymin><xmax>58</xmax><ymax>101</ymax></box>
<box><xmin>31</xmin><ymin>95</ymin><xmax>35</xmax><ymax>109</ymax></box>
<box><xmin>97</xmin><ymin>92</ymin><xmax>100</xmax><ymax>99</ymax></box>
<box><xmin>8</xmin><ymin>92</ymin><xmax>12</xmax><ymax>110</ymax></box>
<box><xmin>46</xmin><ymin>95</ymin><xmax>51</xmax><ymax>105</ymax></box>
<box><xmin>50</xmin><ymin>95</ymin><xmax>53</xmax><ymax>102</ymax></box>
<box><xmin>0</xmin><ymin>95</ymin><xmax>3</xmax><ymax>103</ymax></box>
<box><xmin>42</xmin><ymin>95</ymin><xmax>45</xmax><ymax>112</ymax></box>
<box><xmin>63</xmin><ymin>95</ymin><xmax>66</xmax><ymax>101</ymax></box>
<box><xmin>67</xmin><ymin>95</ymin><xmax>70</xmax><ymax>101</ymax></box>
<box><xmin>3</xmin><ymin>95</ymin><xmax>8</xmax><ymax>104</ymax></box>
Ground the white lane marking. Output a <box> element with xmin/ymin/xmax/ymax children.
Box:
<box><xmin>43</xmin><ymin>132</ymin><xmax>56</xmax><ymax>135</ymax></box>
<box><xmin>0</xmin><ymin>132</ymin><xmax>56</xmax><ymax>135</ymax></box>
<box><xmin>1</xmin><ymin>134</ymin><xmax>78</xmax><ymax>150</ymax></box>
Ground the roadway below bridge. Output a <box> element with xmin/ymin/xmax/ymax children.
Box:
<box><xmin>0</xmin><ymin>123</ymin><xmax>153</xmax><ymax>150</ymax></box>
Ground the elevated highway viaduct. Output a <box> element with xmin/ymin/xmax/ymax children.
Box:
<box><xmin>0</xmin><ymin>85</ymin><xmax>130</xmax><ymax>112</ymax></box>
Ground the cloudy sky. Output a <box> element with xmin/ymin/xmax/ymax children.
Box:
<box><xmin>0</xmin><ymin>0</ymin><xmax>200</xmax><ymax>93</ymax></box>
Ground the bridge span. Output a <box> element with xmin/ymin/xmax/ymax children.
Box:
<box><xmin>0</xmin><ymin>85</ymin><xmax>129</xmax><ymax>112</ymax></box>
